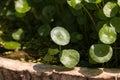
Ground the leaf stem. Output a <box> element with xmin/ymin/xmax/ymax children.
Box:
<box><xmin>59</xmin><ymin>45</ymin><xmax>62</xmax><ymax>54</ymax></box>
<box><xmin>96</xmin><ymin>4</ymin><xmax>101</xmax><ymax>10</ymax></box>
<box><xmin>82</xmin><ymin>5</ymin><xmax>96</xmax><ymax>30</ymax></box>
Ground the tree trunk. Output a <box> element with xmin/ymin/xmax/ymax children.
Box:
<box><xmin>0</xmin><ymin>57</ymin><xmax>119</xmax><ymax>80</ymax></box>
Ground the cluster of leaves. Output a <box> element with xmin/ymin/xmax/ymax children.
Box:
<box><xmin>1</xmin><ymin>0</ymin><xmax>120</xmax><ymax>68</ymax></box>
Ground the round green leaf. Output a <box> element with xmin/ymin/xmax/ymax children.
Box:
<box><xmin>117</xmin><ymin>0</ymin><xmax>120</xmax><ymax>7</ymax></box>
<box><xmin>103</xmin><ymin>2</ymin><xmax>118</xmax><ymax>17</ymax></box>
<box><xmin>4</xmin><ymin>41</ymin><xmax>21</xmax><ymax>50</ymax></box>
<box><xmin>50</xmin><ymin>27</ymin><xmax>70</xmax><ymax>46</ymax></box>
<box><xmin>89</xmin><ymin>44</ymin><xmax>113</xmax><ymax>63</ymax></box>
<box><xmin>84</xmin><ymin>0</ymin><xmax>102</xmax><ymax>3</ymax></box>
<box><xmin>99</xmin><ymin>24</ymin><xmax>117</xmax><ymax>44</ymax></box>
<box><xmin>67</xmin><ymin>0</ymin><xmax>83</xmax><ymax>10</ymax></box>
<box><xmin>12</xmin><ymin>28</ymin><xmax>24</xmax><ymax>41</ymax></box>
<box><xmin>37</xmin><ymin>25</ymin><xmax>51</xmax><ymax>37</ymax></box>
<box><xmin>110</xmin><ymin>17</ymin><xmax>120</xmax><ymax>33</ymax></box>
<box><xmin>60</xmin><ymin>49</ymin><xmax>80</xmax><ymax>68</ymax></box>
<box><xmin>15</xmin><ymin>0</ymin><xmax>31</xmax><ymax>13</ymax></box>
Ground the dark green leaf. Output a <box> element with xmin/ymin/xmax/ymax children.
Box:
<box><xmin>110</xmin><ymin>17</ymin><xmax>120</xmax><ymax>33</ymax></box>
<box><xmin>71</xmin><ymin>32</ymin><xmax>83</xmax><ymax>42</ymax></box>
<box><xmin>38</xmin><ymin>25</ymin><xmax>51</xmax><ymax>37</ymax></box>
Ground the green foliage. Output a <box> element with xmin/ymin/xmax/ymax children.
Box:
<box><xmin>12</xmin><ymin>28</ymin><xmax>24</xmax><ymax>41</ymax></box>
<box><xmin>110</xmin><ymin>17</ymin><xmax>120</xmax><ymax>33</ymax></box>
<box><xmin>103</xmin><ymin>2</ymin><xmax>118</xmax><ymax>17</ymax></box>
<box><xmin>60</xmin><ymin>49</ymin><xmax>80</xmax><ymax>68</ymax></box>
<box><xmin>67</xmin><ymin>0</ymin><xmax>83</xmax><ymax>10</ymax></box>
<box><xmin>4</xmin><ymin>41</ymin><xmax>21</xmax><ymax>50</ymax></box>
<box><xmin>1</xmin><ymin>0</ymin><xmax>120</xmax><ymax>68</ymax></box>
<box><xmin>48</xmin><ymin>48</ymin><xmax>59</xmax><ymax>55</ymax></box>
<box><xmin>15</xmin><ymin>0</ymin><xmax>31</xmax><ymax>13</ymax></box>
<box><xmin>89</xmin><ymin>44</ymin><xmax>113</xmax><ymax>63</ymax></box>
<box><xmin>37</xmin><ymin>25</ymin><xmax>51</xmax><ymax>37</ymax></box>
<box><xmin>71</xmin><ymin>32</ymin><xmax>83</xmax><ymax>43</ymax></box>
<box><xmin>50</xmin><ymin>27</ymin><xmax>70</xmax><ymax>46</ymax></box>
<box><xmin>99</xmin><ymin>24</ymin><xmax>117</xmax><ymax>44</ymax></box>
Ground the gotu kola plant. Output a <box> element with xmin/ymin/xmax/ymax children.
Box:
<box><xmin>50</xmin><ymin>26</ymin><xmax>80</xmax><ymax>68</ymax></box>
<box><xmin>1</xmin><ymin>0</ymin><xmax>120</xmax><ymax>68</ymax></box>
<box><xmin>66</xmin><ymin>0</ymin><xmax>118</xmax><ymax>65</ymax></box>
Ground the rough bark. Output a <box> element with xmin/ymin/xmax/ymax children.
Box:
<box><xmin>0</xmin><ymin>57</ymin><xmax>119</xmax><ymax>80</ymax></box>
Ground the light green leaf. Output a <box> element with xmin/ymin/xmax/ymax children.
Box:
<box><xmin>84</xmin><ymin>0</ymin><xmax>102</xmax><ymax>3</ymax></box>
<box><xmin>117</xmin><ymin>0</ymin><xmax>120</xmax><ymax>7</ymax></box>
<box><xmin>110</xmin><ymin>17</ymin><xmax>120</xmax><ymax>33</ymax></box>
<box><xmin>50</xmin><ymin>27</ymin><xmax>70</xmax><ymax>46</ymax></box>
<box><xmin>12</xmin><ymin>28</ymin><xmax>24</xmax><ymax>41</ymax></box>
<box><xmin>67</xmin><ymin>0</ymin><xmax>83</xmax><ymax>10</ymax></box>
<box><xmin>15</xmin><ymin>0</ymin><xmax>31</xmax><ymax>13</ymax></box>
<box><xmin>37</xmin><ymin>25</ymin><xmax>51</xmax><ymax>37</ymax></box>
<box><xmin>48</xmin><ymin>48</ymin><xmax>59</xmax><ymax>55</ymax></box>
<box><xmin>103</xmin><ymin>2</ymin><xmax>118</xmax><ymax>17</ymax></box>
<box><xmin>4</xmin><ymin>41</ymin><xmax>21</xmax><ymax>50</ymax></box>
<box><xmin>60</xmin><ymin>49</ymin><xmax>80</xmax><ymax>68</ymax></box>
<box><xmin>89</xmin><ymin>44</ymin><xmax>113</xmax><ymax>63</ymax></box>
<box><xmin>99</xmin><ymin>24</ymin><xmax>117</xmax><ymax>44</ymax></box>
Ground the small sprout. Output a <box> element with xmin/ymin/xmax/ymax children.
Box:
<box><xmin>12</xmin><ymin>28</ymin><xmax>24</xmax><ymax>41</ymax></box>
